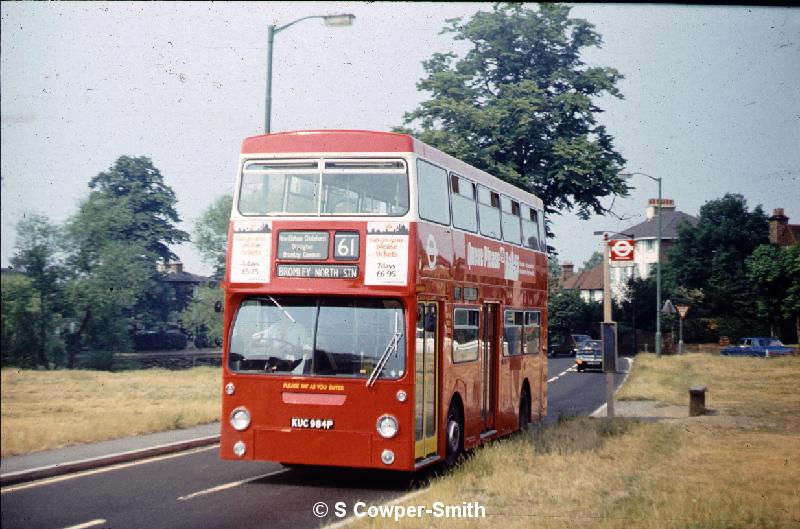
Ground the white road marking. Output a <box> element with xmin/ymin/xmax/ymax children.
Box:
<box><xmin>548</xmin><ymin>363</ymin><xmax>577</xmax><ymax>383</ymax></box>
<box><xmin>177</xmin><ymin>468</ymin><xmax>288</xmax><ymax>501</ymax></box>
<box><xmin>60</xmin><ymin>519</ymin><xmax>106</xmax><ymax>529</ymax></box>
<box><xmin>1</xmin><ymin>445</ymin><xmax>218</xmax><ymax>494</ymax></box>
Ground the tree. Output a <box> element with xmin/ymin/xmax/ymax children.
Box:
<box><xmin>180</xmin><ymin>284</ymin><xmax>224</xmax><ymax>348</ymax></box>
<box><xmin>63</xmin><ymin>156</ymin><xmax>189</xmax><ymax>365</ymax></box>
<box><xmin>548</xmin><ymin>287</ymin><xmax>602</xmax><ymax>340</ymax></box>
<box><xmin>194</xmin><ymin>195</ymin><xmax>232</xmax><ymax>280</ymax></box>
<box><xmin>398</xmin><ymin>3</ymin><xmax>628</xmax><ymax>227</ymax></box>
<box><xmin>746</xmin><ymin>243</ymin><xmax>800</xmax><ymax>341</ymax></box>
<box><xmin>7</xmin><ymin>214</ymin><xmax>66</xmax><ymax>367</ymax></box>
<box><xmin>1</xmin><ymin>274</ymin><xmax>42</xmax><ymax>367</ymax></box>
<box><xmin>665</xmin><ymin>194</ymin><xmax>769</xmax><ymax>339</ymax></box>
<box><xmin>582</xmin><ymin>251</ymin><xmax>603</xmax><ymax>271</ymax></box>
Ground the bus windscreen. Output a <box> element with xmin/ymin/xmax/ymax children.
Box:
<box><xmin>228</xmin><ymin>296</ymin><xmax>406</xmax><ymax>379</ymax></box>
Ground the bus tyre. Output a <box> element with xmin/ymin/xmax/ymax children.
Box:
<box><xmin>444</xmin><ymin>405</ymin><xmax>463</xmax><ymax>468</ymax></box>
<box><xmin>519</xmin><ymin>391</ymin><xmax>531</xmax><ymax>431</ymax></box>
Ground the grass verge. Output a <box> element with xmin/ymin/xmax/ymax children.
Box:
<box><xmin>350</xmin><ymin>354</ymin><xmax>800</xmax><ymax>529</ymax></box>
<box><xmin>1</xmin><ymin>367</ymin><xmax>221</xmax><ymax>457</ymax></box>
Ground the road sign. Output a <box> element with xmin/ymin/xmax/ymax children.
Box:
<box><xmin>661</xmin><ymin>299</ymin><xmax>676</xmax><ymax>314</ymax></box>
<box><xmin>676</xmin><ymin>304</ymin><xmax>690</xmax><ymax>319</ymax></box>
<box><xmin>610</xmin><ymin>239</ymin><xmax>635</xmax><ymax>261</ymax></box>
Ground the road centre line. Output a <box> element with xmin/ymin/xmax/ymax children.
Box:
<box><xmin>548</xmin><ymin>363</ymin><xmax>577</xmax><ymax>383</ymax></box>
<box><xmin>1</xmin><ymin>445</ymin><xmax>218</xmax><ymax>495</ymax></box>
<box><xmin>59</xmin><ymin>519</ymin><xmax>106</xmax><ymax>529</ymax></box>
<box><xmin>177</xmin><ymin>468</ymin><xmax>289</xmax><ymax>501</ymax></box>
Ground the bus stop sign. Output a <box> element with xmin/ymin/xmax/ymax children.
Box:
<box><xmin>610</xmin><ymin>239</ymin><xmax>635</xmax><ymax>261</ymax></box>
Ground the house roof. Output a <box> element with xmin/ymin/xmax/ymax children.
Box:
<box><xmin>610</xmin><ymin>210</ymin><xmax>698</xmax><ymax>240</ymax></box>
<box><xmin>560</xmin><ymin>265</ymin><xmax>604</xmax><ymax>291</ymax></box>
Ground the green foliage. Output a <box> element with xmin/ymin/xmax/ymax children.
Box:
<box><xmin>193</xmin><ymin>195</ymin><xmax>232</xmax><ymax>280</ymax></box>
<box><xmin>582</xmin><ymin>251</ymin><xmax>603</xmax><ymax>270</ymax></box>
<box><xmin>746</xmin><ymin>243</ymin><xmax>800</xmax><ymax>339</ymax></box>
<box><xmin>4</xmin><ymin>215</ymin><xmax>66</xmax><ymax>368</ymax></box>
<box><xmin>548</xmin><ymin>287</ymin><xmax>602</xmax><ymax>340</ymax></box>
<box><xmin>664</xmin><ymin>194</ymin><xmax>769</xmax><ymax>339</ymax></box>
<box><xmin>180</xmin><ymin>285</ymin><xmax>224</xmax><ymax>348</ymax></box>
<box><xmin>62</xmin><ymin>156</ymin><xmax>189</xmax><ymax>365</ymax></box>
<box><xmin>398</xmin><ymin>3</ymin><xmax>628</xmax><ymax>226</ymax></box>
<box><xmin>1</xmin><ymin>274</ymin><xmax>43</xmax><ymax>367</ymax></box>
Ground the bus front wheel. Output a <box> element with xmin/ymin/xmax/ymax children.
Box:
<box><xmin>444</xmin><ymin>405</ymin><xmax>463</xmax><ymax>468</ymax></box>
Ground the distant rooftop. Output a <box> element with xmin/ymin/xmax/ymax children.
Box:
<box><xmin>610</xmin><ymin>199</ymin><xmax>697</xmax><ymax>240</ymax></box>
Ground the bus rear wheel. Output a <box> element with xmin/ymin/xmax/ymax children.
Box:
<box><xmin>518</xmin><ymin>390</ymin><xmax>531</xmax><ymax>431</ymax></box>
<box><xmin>444</xmin><ymin>405</ymin><xmax>463</xmax><ymax>468</ymax></box>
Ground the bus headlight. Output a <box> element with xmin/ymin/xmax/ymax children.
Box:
<box><xmin>233</xmin><ymin>441</ymin><xmax>247</xmax><ymax>457</ymax></box>
<box><xmin>381</xmin><ymin>449</ymin><xmax>395</xmax><ymax>465</ymax></box>
<box><xmin>230</xmin><ymin>407</ymin><xmax>251</xmax><ymax>431</ymax></box>
<box><xmin>376</xmin><ymin>414</ymin><xmax>399</xmax><ymax>439</ymax></box>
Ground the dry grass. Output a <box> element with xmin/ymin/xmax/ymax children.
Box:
<box><xmin>1</xmin><ymin>367</ymin><xmax>221</xmax><ymax>456</ymax></box>
<box><xmin>349</xmin><ymin>354</ymin><xmax>800</xmax><ymax>529</ymax></box>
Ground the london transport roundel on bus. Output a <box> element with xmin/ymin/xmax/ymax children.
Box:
<box><xmin>610</xmin><ymin>239</ymin><xmax>635</xmax><ymax>261</ymax></box>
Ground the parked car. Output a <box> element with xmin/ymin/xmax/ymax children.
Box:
<box><xmin>575</xmin><ymin>339</ymin><xmax>603</xmax><ymax>372</ymax></box>
<box><xmin>548</xmin><ymin>333</ymin><xmax>591</xmax><ymax>357</ymax></box>
<box><xmin>720</xmin><ymin>337</ymin><xmax>794</xmax><ymax>358</ymax></box>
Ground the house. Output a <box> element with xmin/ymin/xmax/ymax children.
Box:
<box><xmin>559</xmin><ymin>262</ymin><xmax>603</xmax><ymax>303</ymax></box>
<box><xmin>608</xmin><ymin>198</ymin><xmax>697</xmax><ymax>300</ymax></box>
<box><xmin>768</xmin><ymin>208</ymin><xmax>800</xmax><ymax>247</ymax></box>
<box><xmin>157</xmin><ymin>261</ymin><xmax>214</xmax><ymax>314</ymax></box>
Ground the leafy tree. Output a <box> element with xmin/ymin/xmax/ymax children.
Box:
<box><xmin>746</xmin><ymin>243</ymin><xmax>800</xmax><ymax>341</ymax></box>
<box><xmin>180</xmin><ymin>284</ymin><xmax>224</xmax><ymax>348</ymax></box>
<box><xmin>398</xmin><ymin>3</ymin><xmax>628</xmax><ymax>226</ymax></box>
<box><xmin>665</xmin><ymin>194</ymin><xmax>769</xmax><ymax>339</ymax></box>
<box><xmin>582</xmin><ymin>251</ymin><xmax>603</xmax><ymax>271</ymax></box>
<box><xmin>548</xmin><ymin>287</ymin><xmax>602</xmax><ymax>341</ymax></box>
<box><xmin>1</xmin><ymin>274</ymin><xmax>43</xmax><ymax>367</ymax></box>
<box><xmin>194</xmin><ymin>195</ymin><xmax>232</xmax><ymax>280</ymax></box>
<box><xmin>7</xmin><ymin>215</ymin><xmax>66</xmax><ymax>367</ymax></box>
<box><xmin>63</xmin><ymin>156</ymin><xmax>189</xmax><ymax>365</ymax></box>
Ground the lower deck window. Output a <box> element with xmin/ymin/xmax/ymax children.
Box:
<box><xmin>229</xmin><ymin>296</ymin><xmax>405</xmax><ymax>378</ymax></box>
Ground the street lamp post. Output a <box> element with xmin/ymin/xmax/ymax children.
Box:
<box><xmin>620</xmin><ymin>171</ymin><xmax>663</xmax><ymax>358</ymax></box>
<box><xmin>265</xmin><ymin>13</ymin><xmax>355</xmax><ymax>134</ymax></box>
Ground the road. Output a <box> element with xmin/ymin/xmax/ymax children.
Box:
<box><xmin>1</xmin><ymin>357</ymin><xmax>627</xmax><ymax>529</ymax></box>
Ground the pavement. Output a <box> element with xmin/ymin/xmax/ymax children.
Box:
<box><xmin>0</xmin><ymin>422</ymin><xmax>220</xmax><ymax>486</ymax></box>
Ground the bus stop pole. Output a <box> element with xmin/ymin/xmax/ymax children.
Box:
<box><xmin>602</xmin><ymin>234</ymin><xmax>615</xmax><ymax>418</ymax></box>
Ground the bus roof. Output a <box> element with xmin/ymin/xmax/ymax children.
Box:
<box><xmin>241</xmin><ymin>130</ymin><xmax>543</xmax><ymax>209</ymax></box>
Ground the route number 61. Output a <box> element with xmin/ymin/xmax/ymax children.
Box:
<box><xmin>334</xmin><ymin>232</ymin><xmax>359</xmax><ymax>260</ymax></box>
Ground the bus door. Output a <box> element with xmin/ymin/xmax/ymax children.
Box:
<box><xmin>482</xmin><ymin>303</ymin><xmax>499</xmax><ymax>433</ymax></box>
<box><xmin>415</xmin><ymin>301</ymin><xmax>439</xmax><ymax>459</ymax></box>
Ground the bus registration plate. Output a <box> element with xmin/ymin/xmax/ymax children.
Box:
<box><xmin>291</xmin><ymin>418</ymin><xmax>335</xmax><ymax>430</ymax></box>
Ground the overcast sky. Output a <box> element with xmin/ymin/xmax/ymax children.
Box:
<box><xmin>2</xmin><ymin>2</ymin><xmax>799</xmax><ymax>275</ymax></box>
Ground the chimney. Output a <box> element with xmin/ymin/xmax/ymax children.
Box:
<box><xmin>769</xmin><ymin>208</ymin><xmax>789</xmax><ymax>245</ymax></box>
<box><xmin>561</xmin><ymin>262</ymin><xmax>575</xmax><ymax>279</ymax></box>
<box><xmin>646</xmin><ymin>198</ymin><xmax>676</xmax><ymax>220</ymax></box>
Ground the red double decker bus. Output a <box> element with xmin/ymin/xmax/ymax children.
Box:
<box><xmin>220</xmin><ymin>130</ymin><xmax>548</xmax><ymax>471</ymax></box>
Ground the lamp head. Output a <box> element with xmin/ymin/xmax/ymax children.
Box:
<box><xmin>323</xmin><ymin>14</ymin><xmax>355</xmax><ymax>26</ymax></box>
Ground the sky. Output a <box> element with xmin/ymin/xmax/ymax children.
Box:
<box><xmin>2</xmin><ymin>2</ymin><xmax>799</xmax><ymax>275</ymax></box>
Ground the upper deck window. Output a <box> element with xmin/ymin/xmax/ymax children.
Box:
<box><xmin>238</xmin><ymin>159</ymin><xmax>409</xmax><ymax>216</ymax></box>
<box><xmin>501</xmin><ymin>196</ymin><xmax>522</xmax><ymax>245</ymax></box>
<box><xmin>451</xmin><ymin>174</ymin><xmax>478</xmax><ymax>233</ymax></box>
<box><xmin>477</xmin><ymin>186</ymin><xmax>501</xmax><ymax>240</ymax></box>
<box><xmin>417</xmin><ymin>160</ymin><xmax>451</xmax><ymax>225</ymax></box>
